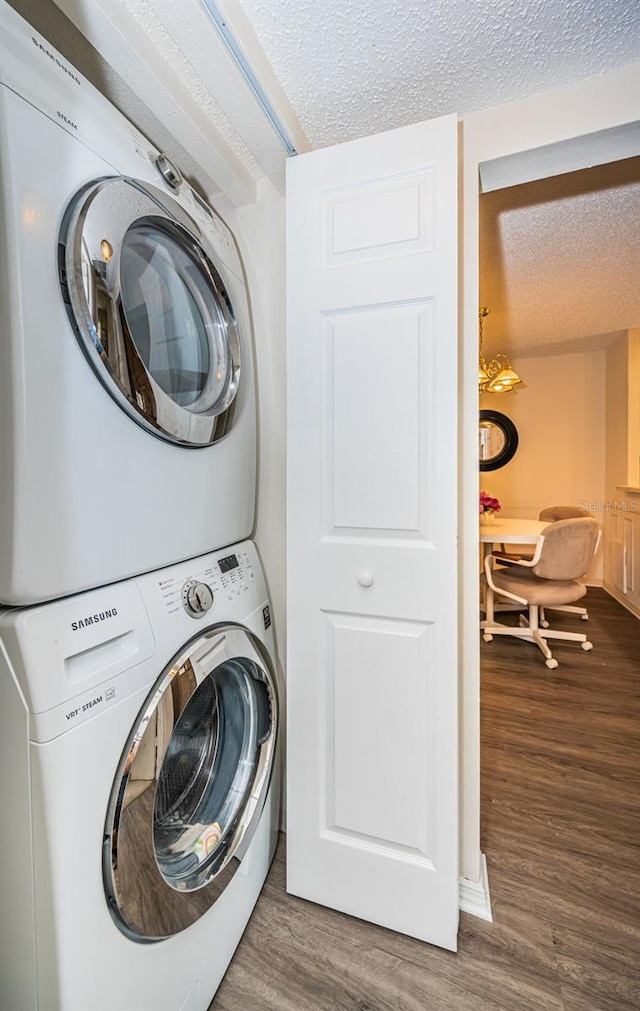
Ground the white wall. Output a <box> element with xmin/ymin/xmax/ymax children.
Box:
<box><xmin>222</xmin><ymin>181</ymin><xmax>287</xmax><ymax>673</ymax></box>
<box><xmin>222</xmin><ymin>180</ymin><xmax>287</xmax><ymax>826</ymax></box>
<box><xmin>480</xmin><ymin>349</ymin><xmax>606</xmax><ymax>583</ymax></box>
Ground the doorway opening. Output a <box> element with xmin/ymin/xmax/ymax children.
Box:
<box><xmin>476</xmin><ymin>154</ymin><xmax>640</xmax><ymax>978</ymax></box>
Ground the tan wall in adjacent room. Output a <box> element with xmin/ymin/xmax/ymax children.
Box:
<box><xmin>606</xmin><ymin>328</ymin><xmax>640</xmax><ymax>494</ymax></box>
<box><xmin>480</xmin><ymin>348</ymin><xmax>606</xmax><ymax>582</ymax></box>
<box><xmin>605</xmin><ymin>333</ymin><xmax>632</xmax><ymax>496</ymax></box>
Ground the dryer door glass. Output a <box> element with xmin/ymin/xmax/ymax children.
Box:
<box><xmin>103</xmin><ymin>626</ymin><xmax>278</xmax><ymax>942</ymax></box>
<box><xmin>119</xmin><ymin>221</ymin><xmax>231</xmax><ymax>412</ymax></box>
<box><xmin>60</xmin><ymin>177</ymin><xmax>243</xmax><ymax>447</ymax></box>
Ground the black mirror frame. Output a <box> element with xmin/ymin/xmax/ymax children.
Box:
<box><xmin>479</xmin><ymin>410</ymin><xmax>518</xmax><ymax>472</ymax></box>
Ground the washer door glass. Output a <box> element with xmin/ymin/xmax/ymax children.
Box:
<box><xmin>104</xmin><ymin>626</ymin><xmax>278</xmax><ymax>941</ymax></box>
<box><xmin>59</xmin><ymin>177</ymin><xmax>242</xmax><ymax>447</ymax></box>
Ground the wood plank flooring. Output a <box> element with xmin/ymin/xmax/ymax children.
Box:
<box><xmin>210</xmin><ymin>589</ymin><xmax>640</xmax><ymax>1010</ymax></box>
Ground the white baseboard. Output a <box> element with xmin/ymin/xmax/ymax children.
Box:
<box><xmin>459</xmin><ymin>852</ymin><xmax>492</xmax><ymax>922</ymax></box>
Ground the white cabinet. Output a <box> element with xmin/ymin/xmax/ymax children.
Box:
<box><xmin>604</xmin><ymin>506</ymin><xmax>640</xmax><ymax>618</ymax></box>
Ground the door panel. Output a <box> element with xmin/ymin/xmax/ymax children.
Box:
<box><xmin>287</xmin><ymin>114</ymin><xmax>459</xmax><ymax>950</ymax></box>
<box><xmin>322</xmin><ymin>301</ymin><xmax>429</xmax><ymax>533</ymax></box>
<box><xmin>325</xmin><ymin>612</ymin><xmax>434</xmax><ymax>853</ymax></box>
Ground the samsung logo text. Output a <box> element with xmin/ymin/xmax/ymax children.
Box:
<box><xmin>31</xmin><ymin>37</ymin><xmax>82</xmax><ymax>85</ymax></box>
<box><xmin>71</xmin><ymin>608</ymin><xmax>118</xmax><ymax>631</ymax></box>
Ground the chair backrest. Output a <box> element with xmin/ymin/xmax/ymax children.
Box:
<box><xmin>533</xmin><ymin>517</ymin><xmax>600</xmax><ymax>581</ymax></box>
<box><xmin>538</xmin><ymin>505</ymin><xmax>593</xmax><ymax>522</ymax></box>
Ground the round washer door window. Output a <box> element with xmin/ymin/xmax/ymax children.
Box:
<box><xmin>103</xmin><ymin>626</ymin><xmax>278</xmax><ymax>941</ymax></box>
<box><xmin>59</xmin><ymin>177</ymin><xmax>242</xmax><ymax>447</ymax></box>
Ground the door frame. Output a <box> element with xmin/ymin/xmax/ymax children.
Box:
<box><xmin>459</xmin><ymin>63</ymin><xmax>640</xmax><ymax>894</ymax></box>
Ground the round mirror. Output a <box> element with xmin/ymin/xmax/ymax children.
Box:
<box><xmin>479</xmin><ymin>410</ymin><xmax>518</xmax><ymax>471</ymax></box>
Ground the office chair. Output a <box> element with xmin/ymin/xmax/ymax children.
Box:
<box><xmin>492</xmin><ymin>505</ymin><xmax>597</xmax><ymax>623</ymax></box>
<box><xmin>482</xmin><ymin>517</ymin><xmax>600</xmax><ymax>669</ymax></box>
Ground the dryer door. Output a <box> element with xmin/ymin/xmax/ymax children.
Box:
<box><xmin>59</xmin><ymin>177</ymin><xmax>242</xmax><ymax>447</ymax></box>
<box><xmin>103</xmin><ymin>625</ymin><xmax>278</xmax><ymax>941</ymax></box>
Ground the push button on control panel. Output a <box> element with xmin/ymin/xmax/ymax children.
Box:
<box><xmin>182</xmin><ymin>580</ymin><xmax>214</xmax><ymax>619</ymax></box>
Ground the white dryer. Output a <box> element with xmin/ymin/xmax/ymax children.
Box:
<box><xmin>0</xmin><ymin>540</ymin><xmax>280</xmax><ymax>1011</ymax></box>
<box><xmin>0</xmin><ymin>3</ymin><xmax>257</xmax><ymax>604</ymax></box>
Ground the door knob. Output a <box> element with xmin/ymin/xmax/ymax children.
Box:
<box><xmin>357</xmin><ymin>571</ymin><xmax>374</xmax><ymax>588</ymax></box>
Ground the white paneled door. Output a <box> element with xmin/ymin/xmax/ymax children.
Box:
<box><xmin>286</xmin><ymin>114</ymin><xmax>459</xmax><ymax>950</ymax></box>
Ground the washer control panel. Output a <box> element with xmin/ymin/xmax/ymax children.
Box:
<box><xmin>156</xmin><ymin>547</ymin><xmax>257</xmax><ymax>619</ymax></box>
<box><xmin>216</xmin><ymin>551</ymin><xmax>256</xmax><ymax>599</ymax></box>
<box><xmin>181</xmin><ymin>579</ymin><xmax>214</xmax><ymax>619</ymax></box>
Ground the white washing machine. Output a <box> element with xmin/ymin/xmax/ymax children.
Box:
<box><xmin>0</xmin><ymin>2</ymin><xmax>257</xmax><ymax>605</ymax></box>
<box><xmin>0</xmin><ymin>540</ymin><xmax>280</xmax><ymax>1011</ymax></box>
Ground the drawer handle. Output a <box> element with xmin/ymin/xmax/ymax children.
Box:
<box><xmin>357</xmin><ymin>571</ymin><xmax>374</xmax><ymax>588</ymax></box>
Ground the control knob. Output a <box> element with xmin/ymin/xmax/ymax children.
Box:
<box><xmin>155</xmin><ymin>153</ymin><xmax>183</xmax><ymax>191</ymax></box>
<box><xmin>182</xmin><ymin>580</ymin><xmax>214</xmax><ymax>618</ymax></box>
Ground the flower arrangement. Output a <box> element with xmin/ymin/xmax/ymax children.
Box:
<box><xmin>479</xmin><ymin>490</ymin><xmax>501</xmax><ymax>516</ymax></box>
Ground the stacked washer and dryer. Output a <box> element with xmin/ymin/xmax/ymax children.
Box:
<box><xmin>0</xmin><ymin>5</ymin><xmax>280</xmax><ymax>1010</ymax></box>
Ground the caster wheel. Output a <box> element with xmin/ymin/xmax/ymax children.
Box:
<box><xmin>545</xmin><ymin>658</ymin><xmax>559</xmax><ymax>669</ymax></box>
<box><xmin>483</xmin><ymin>633</ymin><xmax>493</xmax><ymax>642</ymax></box>
<box><xmin>582</xmin><ymin>641</ymin><xmax>593</xmax><ymax>651</ymax></box>
<box><xmin>541</xmin><ymin>619</ymin><xmax>549</xmax><ymax>628</ymax></box>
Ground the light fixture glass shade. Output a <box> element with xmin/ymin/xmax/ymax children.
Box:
<box><xmin>494</xmin><ymin>366</ymin><xmax>521</xmax><ymax>386</ymax></box>
<box><xmin>485</xmin><ymin>366</ymin><xmax>522</xmax><ymax>392</ymax></box>
<box><xmin>486</xmin><ymin>378</ymin><xmax>511</xmax><ymax>393</ymax></box>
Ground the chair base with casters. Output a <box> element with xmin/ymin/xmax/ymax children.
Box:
<box><xmin>540</xmin><ymin>602</ymin><xmax>589</xmax><ymax>627</ymax></box>
<box><xmin>482</xmin><ymin>573</ymin><xmax>593</xmax><ymax>669</ymax></box>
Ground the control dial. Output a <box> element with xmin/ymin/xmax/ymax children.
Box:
<box><xmin>155</xmin><ymin>153</ymin><xmax>183</xmax><ymax>191</ymax></box>
<box><xmin>182</xmin><ymin>580</ymin><xmax>214</xmax><ymax>618</ymax></box>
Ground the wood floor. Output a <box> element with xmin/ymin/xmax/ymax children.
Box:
<box><xmin>210</xmin><ymin>588</ymin><xmax>640</xmax><ymax>1011</ymax></box>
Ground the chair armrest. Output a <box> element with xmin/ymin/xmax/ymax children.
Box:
<box><xmin>483</xmin><ymin>535</ymin><xmax>546</xmax><ymax>605</ymax></box>
<box><xmin>488</xmin><ymin>536</ymin><xmax>545</xmax><ymax>569</ymax></box>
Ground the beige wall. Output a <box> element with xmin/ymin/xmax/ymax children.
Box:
<box><xmin>480</xmin><ymin>349</ymin><xmax>606</xmax><ymax>583</ymax></box>
<box><xmin>629</xmin><ymin>330</ymin><xmax>640</xmax><ymax>486</ymax></box>
<box><xmin>605</xmin><ymin>334</ymin><xmax>631</xmax><ymax>495</ymax></box>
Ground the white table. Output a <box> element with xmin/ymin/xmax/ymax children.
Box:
<box><xmin>479</xmin><ymin>517</ymin><xmax>547</xmax><ymax>547</ymax></box>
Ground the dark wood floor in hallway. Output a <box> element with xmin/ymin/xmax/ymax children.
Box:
<box><xmin>210</xmin><ymin>589</ymin><xmax>640</xmax><ymax>1011</ymax></box>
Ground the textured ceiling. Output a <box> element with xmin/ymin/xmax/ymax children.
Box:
<box><xmin>479</xmin><ymin>157</ymin><xmax>640</xmax><ymax>358</ymax></box>
<box><xmin>240</xmin><ymin>0</ymin><xmax>640</xmax><ymax>148</ymax></box>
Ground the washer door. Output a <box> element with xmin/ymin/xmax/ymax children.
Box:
<box><xmin>59</xmin><ymin>177</ymin><xmax>242</xmax><ymax>447</ymax></box>
<box><xmin>103</xmin><ymin>625</ymin><xmax>278</xmax><ymax>941</ymax></box>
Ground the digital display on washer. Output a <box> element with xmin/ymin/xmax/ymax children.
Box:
<box><xmin>218</xmin><ymin>554</ymin><xmax>239</xmax><ymax>573</ymax></box>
